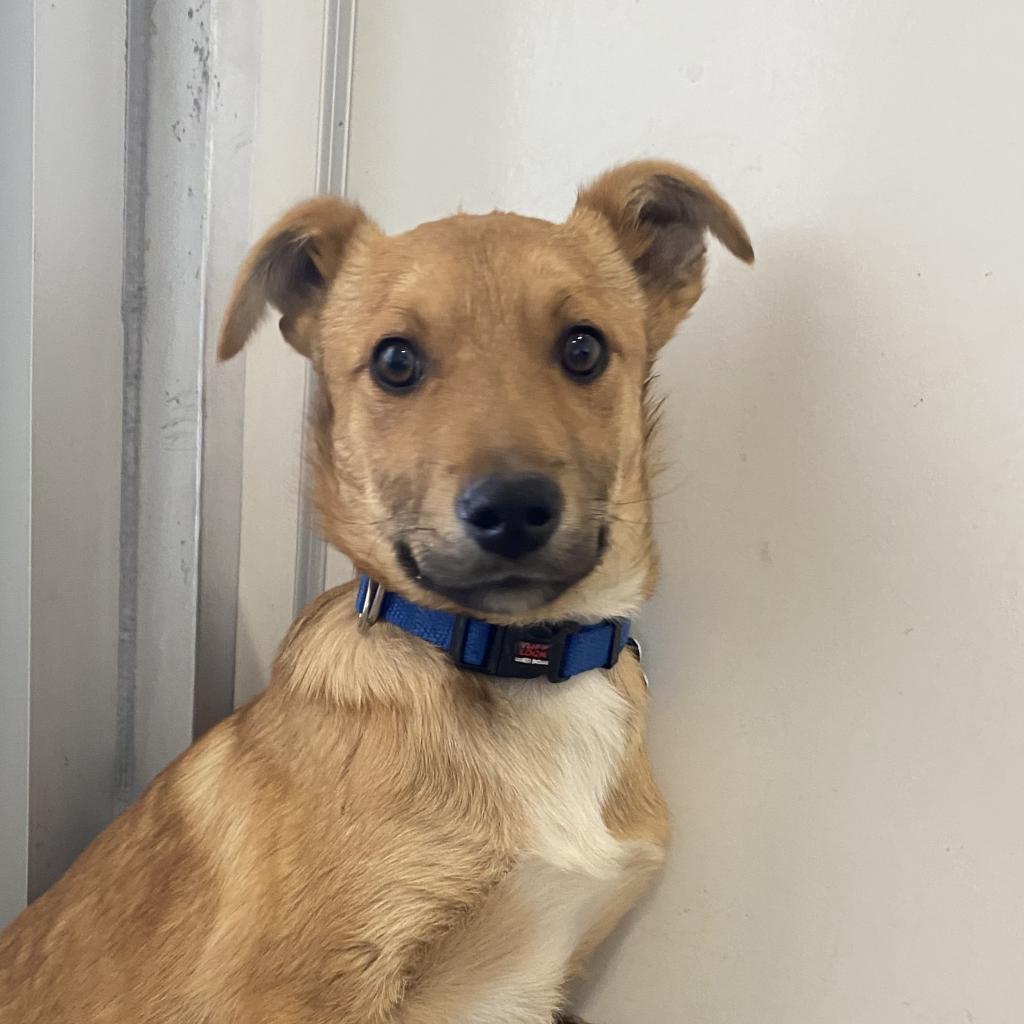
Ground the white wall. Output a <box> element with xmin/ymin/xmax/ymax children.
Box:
<box><xmin>347</xmin><ymin>2</ymin><xmax>1024</xmax><ymax>1021</ymax></box>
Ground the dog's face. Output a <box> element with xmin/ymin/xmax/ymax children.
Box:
<box><xmin>220</xmin><ymin>161</ymin><xmax>752</xmax><ymax>621</ymax></box>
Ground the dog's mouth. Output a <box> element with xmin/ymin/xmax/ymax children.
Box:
<box><xmin>394</xmin><ymin>527</ymin><xmax>608</xmax><ymax>615</ymax></box>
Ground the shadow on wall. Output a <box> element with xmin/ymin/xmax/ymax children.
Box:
<box><xmin>234</xmin><ymin>608</ymin><xmax>277</xmax><ymax>707</ymax></box>
<box><xmin>576</xmin><ymin>230</ymin><xmax>882</xmax><ymax>1015</ymax></box>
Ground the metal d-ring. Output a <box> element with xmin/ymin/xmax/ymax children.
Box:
<box><xmin>626</xmin><ymin>636</ymin><xmax>649</xmax><ymax>690</ymax></box>
<box><xmin>357</xmin><ymin>577</ymin><xmax>384</xmax><ymax>634</ymax></box>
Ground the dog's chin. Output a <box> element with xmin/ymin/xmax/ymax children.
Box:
<box><xmin>427</xmin><ymin>575</ymin><xmax>573</xmax><ymax>615</ymax></box>
<box><xmin>394</xmin><ymin>540</ymin><xmax>600</xmax><ymax>616</ymax></box>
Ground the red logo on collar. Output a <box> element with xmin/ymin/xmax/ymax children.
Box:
<box><xmin>514</xmin><ymin>640</ymin><xmax>552</xmax><ymax>665</ymax></box>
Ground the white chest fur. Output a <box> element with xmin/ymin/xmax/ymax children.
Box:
<box><xmin>400</xmin><ymin>671</ymin><xmax>647</xmax><ymax>1024</ymax></box>
<box><xmin>509</xmin><ymin>669</ymin><xmax>633</xmax><ymax>875</ymax></box>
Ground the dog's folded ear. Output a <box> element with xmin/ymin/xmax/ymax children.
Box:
<box><xmin>218</xmin><ymin>196</ymin><xmax>372</xmax><ymax>361</ymax></box>
<box><xmin>572</xmin><ymin>160</ymin><xmax>753</xmax><ymax>349</ymax></box>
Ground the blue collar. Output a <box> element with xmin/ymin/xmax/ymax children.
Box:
<box><xmin>356</xmin><ymin>576</ymin><xmax>631</xmax><ymax>683</ymax></box>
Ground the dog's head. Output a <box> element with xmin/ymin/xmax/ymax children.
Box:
<box><xmin>220</xmin><ymin>161</ymin><xmax>752</xmax><ymax>621</ymax></box>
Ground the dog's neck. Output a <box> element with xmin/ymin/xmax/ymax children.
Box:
<box><xmin>271</xmin><ymin>579</ymin><xmax>638</xmax><ymax>710</ymax></box>
<box><xmin>354</xmin><ymin>576</ymin><xmax>631</xmax><ymax>684</ymax></box>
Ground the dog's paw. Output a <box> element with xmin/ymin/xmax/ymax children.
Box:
<box><xmin>554</xmin><ymin>1015</ymin><xmax>593</xmax><ymax>1024</ymax></box>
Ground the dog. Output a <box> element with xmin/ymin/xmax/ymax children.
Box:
<box><xmin>0</xmin><ymin>159</ymin><xmax>752</xmax><ymax>1023</ymax></box>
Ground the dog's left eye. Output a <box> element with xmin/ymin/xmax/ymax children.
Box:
<box><xmin>371</xmin><ymin>337</ymin><xmax>424</xmax><ymax>393</ymax></box>
<box><xmin>560</xmin><ymin>326</ymin><xmax>608</xmax><ymax>382</ymax></box>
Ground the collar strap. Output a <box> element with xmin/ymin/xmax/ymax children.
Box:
<box><xmin>355</xmin><ymin>576</ymin><xmax>631</xmax><ymax>683</ymax></box>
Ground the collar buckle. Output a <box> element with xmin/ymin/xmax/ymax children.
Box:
<box><xmin>448</xmin><ymin>618</ymin><xmax>581</xmax><ymax>683</ymax></box>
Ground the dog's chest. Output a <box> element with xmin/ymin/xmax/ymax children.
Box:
<box><xmin>417</xmin><ymin>671</ymin><xmax>642</xmax><ymax>1024</ymax></box>
<box><xmin>507</xmin><ymin>669</ymin><xmax>632</xmax><ymax>877</ymax></box>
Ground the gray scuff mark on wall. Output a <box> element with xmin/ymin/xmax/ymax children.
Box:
<box><xmin>117</xmin><ymin>0</ymin><xmax>154</xmax><ymax>814</ymax></box>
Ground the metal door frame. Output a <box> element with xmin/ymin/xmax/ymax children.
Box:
<box><xmin>1</xmin><ymin>0</ymin><xmax>356</xmax><ymax>918</ymax></box>
<box><xmin>294</xmin><ymin>0</ymin><xmax>357</xmax><ymax>615</ymax></box>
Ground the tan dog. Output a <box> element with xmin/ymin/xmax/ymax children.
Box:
<box><xmin>0</xmin><ymin>160</ymin><xmax>751</xmax><ymax>1023</ymax></box>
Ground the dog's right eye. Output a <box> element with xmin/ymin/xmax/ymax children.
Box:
<box><xmin>371</xmin><ymin>337</ymin><xmax>424</xmax><ymax>393</ymax></box>
<box><xmin>560</xmin><ymin>326</ymin><xmax>609</xmax><ymax>382</ymax></box>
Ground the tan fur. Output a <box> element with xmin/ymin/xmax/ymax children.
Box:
<box><xmin>0</xmin><ymin>161</ymin><xmax>751</xmax><ymax>1023</ymax></box>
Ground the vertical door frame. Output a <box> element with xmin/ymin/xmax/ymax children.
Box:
<box><xmin>1</xmin><ymin>0</ymin><xmax>355</xmax><ymax>914</ymax></box>
<box><xmin>0</xmin><ymin>0</ymin><xmax>34</xmax><ymax>927</ymax></box>
<box><xmin>293</xmin><ymin>0</ymin><xmax>358</xmax><ymax>616</ymax></box>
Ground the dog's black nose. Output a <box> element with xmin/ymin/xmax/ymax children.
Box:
<box><xmin>456</xmin><ymin>474</ymin><xmax>563</xmax><ymax>559</ymax></box>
